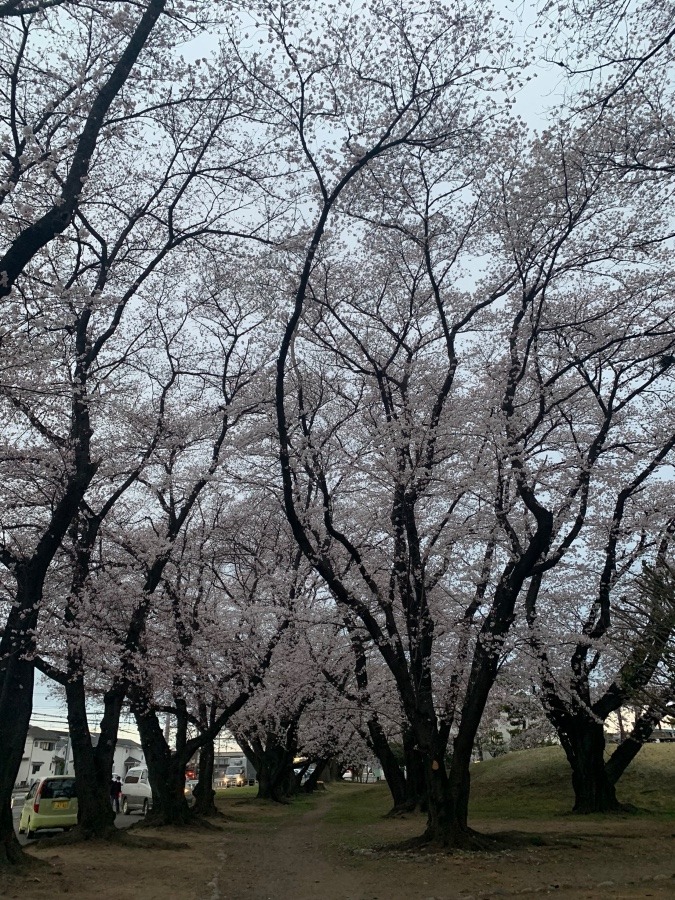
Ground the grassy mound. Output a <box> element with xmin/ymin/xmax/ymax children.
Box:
<box><xmin>319</xmin><ymin>743</ymin><xmax>675</xmax><ymax>827</ymax></box>
<box><xmin>208</xmin><ymin>745</ymin><xmax>675</xmax><ymax>831</ymax></box>
<box><xmin>470</xmin><ymin>743</ymin><xmax>675</xmax><ymax>819</ymax></box>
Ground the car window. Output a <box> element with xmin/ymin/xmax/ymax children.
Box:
<box><xmin>41</xmin><ymin>779</ymin><xmax>76</xmax><ymax>799</ymax></box>
<box><xmin>124</xmin><ymin>774</ymin><xmax>139</xmax><ymax>783</ymax></box>
<box><xmin>140</xmin><ymin>771</ymin><xmax>148</xmax><ymax>783</ymax></box>
<box><xmin>26</xmin><ymin>782</ymin><xmax>37</xmax><ymax>799</ymax></box>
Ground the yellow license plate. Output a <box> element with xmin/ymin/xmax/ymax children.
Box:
<box><xmin>52</xmin><ymin>800</ymin><xmax>69</xmax><ymax>809</ymax></box>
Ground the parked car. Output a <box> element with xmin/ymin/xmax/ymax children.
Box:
<box><xmin>221</xmin><ymin>766</ymin><xmax>248</xmax><ymax>788</ymax></box>
<box><xmin>15</xmin><ymin>776</ymin><xmax>77</xmax><ymax>837</ymax></box>
<box><xmin>214</xmin><ymin>756</ymin><xmax>257</xmax><ymax>787</ymax></box>
<box><xmin>121</xmin><ymin>766</ymin><xmax>152</xmax><ymax>815</ymax></box>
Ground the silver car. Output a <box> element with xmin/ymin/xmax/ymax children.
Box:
<box><xmin>121</xmin><ymin>766</ymin><xmax>152</xmax><ymax>815</ymax></box>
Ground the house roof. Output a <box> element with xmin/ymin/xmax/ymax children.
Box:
<box><xmin>116</xmin><ymin>738</ymin><xmax>143</xmax><ymax>750</ymax></box>
<box><xmin>89</xmin><ymin>733</ymin><xmax>142</xmax><ymax>751</ymax></box>
<box><xmin>26</xmin><ymin>726</ymin><xmax>142</xmax><ymax>752</ymax></box>
<box><xmin>27</xmin><ymin>726</ymin><xmax>67</xmax><ymax>742</ymax></box>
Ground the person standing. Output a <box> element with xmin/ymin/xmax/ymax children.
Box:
<box><xmin>110</xmin><ymin>775</ymin><xmax>122</xmax><ymax>813</ymax></box>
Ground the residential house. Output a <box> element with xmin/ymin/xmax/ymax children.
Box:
<box><xmin>15</xmin><ymin>726</ymin><xmax>69</xmax><ymax>787</ymax></box>
<box><xmin>15</xmin><ymin>726</ymin><xmax>145</xmax><ymax>787</ymax></box>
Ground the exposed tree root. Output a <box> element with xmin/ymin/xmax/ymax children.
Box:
<box><xmin>387</xmin><ymin>826</ymin><xmax>500</xmax><ymax>853</ymax></box>
<box><xmin>0</xmin><ymin>841</ymin><xmax>42</xmax><ymax>868</ymax></box>
<box><xmin>30</xmin><ymin>826</ymin><xmax>123</xmax><ymax>847</ymax></box>
<box><xmin>572</xmin><ymin>801</ymin><xmax>639</xmax><ymax>816</ymax></box>
<box><xmin>486</xmin><ymin>830</ymin><xmax>551</xmax><ymax>847</ymax></box>
<box><xmin>20</xmin><ymin>827</ymin><xmax>191</xmax><ymax>852</ymax></box>
<box><xmin>192</xmin><ymin>806</ymin><xmax>228</xmax><ymax>820</ymax></box>
<box><xmin>383</xmin><ymin>826</ymin><xmax>569</xmax><ymax>855</ymax></box>
<box><xmin>384</xmin><ymin>801</ymin><xmax>423</xmax><ymax>818</ymax></box>
<box><xmin>133</xmin><ymin>815</ymin><xmax>223</xmax><ymax>832</ymax></box>
<box><xmin>117</xmin><ymin>832</ymin><xmax>191</xmax><ymax>850</ymax></box>
<box><xmin>183</xmin><ymin>817</ymin><xmax>225</xmax><ymax>831</ymax></box>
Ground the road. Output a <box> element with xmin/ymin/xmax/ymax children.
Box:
<box><xmin>12</xmin><ymin>797</ymin><xmax>137</xmax><ymax>846</ymax></box>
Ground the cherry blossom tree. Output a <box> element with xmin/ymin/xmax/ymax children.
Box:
<box><xmin>309</xmin><ymin>609</ymin><xmax>416</xmax><ymax>810</ymax></box>
<box><xmin>527</xmin><ymin>522</ymin><xmax>675</xmax><ymax>813</ymax></box>
<box><xmin>0</xmin><ymin>0</ymin><xmax>256</xmax><ymax>862</ymax></box>
<box><xmin>0</xmin><ymin>0</ymin><xmax>286</xmax><ymax>853</ymax></box>
<box><xmin>2</xmin><ymin>0</ymin><xmax>674</xmax><ymax>864</ymax></box>
<box><xmin>68</xmin><ymin>275</ymin><xmax>274</xmax><ymax>826</ymax></box>
<box><xmin>274</xmin><ymin>72</ymin><xmax>675</xmax><ymax>848</ymax></box>
<box><xmin>29</xmin><ymin>266</ymin><xmax>259</xmax><ymax>836</ymax></box>
<box><xmin>539</xmin><ymin>0</ymin><xmax>675</xmax><ymax>109</ymax></box>
<box><xmin>0</xmin><ymin>0</ymin><xmax>170</xmax><ymax>298</ymax></box>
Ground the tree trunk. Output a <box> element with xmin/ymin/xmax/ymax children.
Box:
<box><xmin>255</xmin><ymin>745</ymin><xmax>297</xmax><ymax>802</ymax></box>
<box><xmin>301</xmin><ymin>758</ymin><xmax>327</xmax><ymax>793</ymax></box>
<box><xmin>0</xmin><ymin>582</ymin><xmax>40</xmax><ymax>867</ymax></box>
<box><xmin>366</xmin><ymin>720</ymin><xmax>407</xmax><ymax>810</ymax></box>
<box><xmin>402</xmin><ymin>730</ymin><xmax>427</xmax><ymax>812</ymax></box>
<box><xmin>423</xmin><ymin>758</ymin><xmax>456</xmax><ymax>844</ymax></box>
<box><xmin>65</xmin><ymin>679</ymin><xmax>124</xmax><ymax>837</ymax></box>
<box><xmin>0</xmin><ymin>653</ymin><xmax>33</xmax><ymax>866</ymax></box>
<box><xmin>323</xmin><ymin>759</ymin><xmax>342</xmax><ymax>783</ymax></box>
<box><xmin>605</xmin><ymin>703</ymin><xmax>662</xmax><ymax>787</ymax></box>
<box><xmin>193</xmin><ymin>739</ymin><xmax>219</xmax><ymax>817</ymax></box>
<box><xmin>561</xmin><ymin>721</ymin><xmax>622</xmax><ymax>814</ymax></box>
<box><xmin>239</xmin><ymin>721</ymin><xmax>300</xmax><ymax>804</ymax></box>
<box><xmin>133</xmin><ymin>704</ymin><xmax>191</xmax><ymax>826</ymax></box>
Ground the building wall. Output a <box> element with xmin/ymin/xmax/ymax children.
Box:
<box><xmin>15</xmin><ymin>728</ymin><xmax>146</xmax><ymax>787</ymax></box>
<box><xmin>16</xmin><ymin>728</ymin><xmax>67</xmax><ymax>787</ymax></box>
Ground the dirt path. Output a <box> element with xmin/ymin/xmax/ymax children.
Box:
<box><xmin>1</xmin><ymin>785</ymin><xmax>674</xmax><ymax>899</ymax></box>
<box><xmin>205</xmin><ymin>799</ymin><xmax>376</xmax><ymax>900</ymax></box>
<box><xmin>165</xmin><ymin>788</ymin><xmax>675</xmax><ymax>900</ymax></box>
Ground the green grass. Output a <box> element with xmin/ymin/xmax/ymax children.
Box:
<box><xmin>323</xmin><ymin>782</ymin><xmax>392</xmax><ymax>826</ymax></box>
<box><xmin>214</xmin><ymin>784</ymin><xmax>318</xmax><ymax>825</ymax></box>
<box><xmin>469</xmin><ymin>743</ymin><xmax>675</xmax><ymax>819</ymax></box>
<box><xmin>470</xmin><ymin>746</ymin><xmax>575</xmax><ymax>818</ymax></box>
<box><xmin>214</xmin><ymin>785</ymin><xmax>258</xmax><ymax>801</ymax></box>
<box><xmin>211</xmin><ymin>745</ymin><xmax>675</xmax><ymax>828</ymax></box>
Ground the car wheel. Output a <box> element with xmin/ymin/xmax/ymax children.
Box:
<box><xmin>142</xmin><ymin>799</ymin><xmax>148</xmax><ymax>817</ymax></box>
<box><xmin>122</xmin><ymin>797</ymin><xmax>130</xmax><ymax>815</ymax></box>
<box><xmin>18</xmin><ymin>826</ymin><xmax>25</xmax><ymax>835</ymax></box>
<box><xmin>26</xmin><ymin>820</ymin><xmax>36</xmax><ymax>839</ymax></box>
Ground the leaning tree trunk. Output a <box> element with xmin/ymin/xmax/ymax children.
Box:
<box><xmin>604</xmin><ymin>703</ymin><xmax>663</xmax><ymax>788</ymax></box>
<box><xmin>192</xmin><ymin>739</ymin><xmax>219</xmax><ymax>817</ymax></box>
<box><xmin>301</xmin><ymin>758</ymin><xmax>328</xmax><ymax>793</ymax></box>
<box><xmin>366</xmin><ymin>720</ymin><xmax>407</xmax><ymax>810</ymax></box>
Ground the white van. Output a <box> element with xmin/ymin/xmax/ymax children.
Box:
<box><xmin>121</xmin><ymin>766</ymin><xmax>152</xmax><ymax>815</ymax></box>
